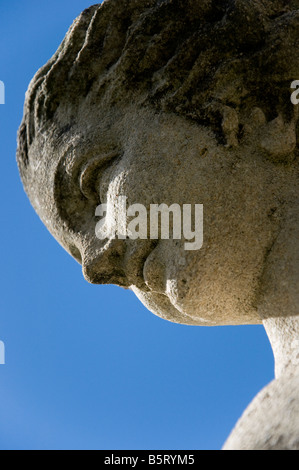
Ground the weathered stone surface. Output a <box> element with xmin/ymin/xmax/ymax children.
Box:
<box><xmin>223</xmin><ymin>372</ymin><xmax>299</xmax><ymax>450</ymax></box>
<box><xmin>17</xmin><ymin>0</ymin><xmax>299</xmax><ymax>450</ymax></box>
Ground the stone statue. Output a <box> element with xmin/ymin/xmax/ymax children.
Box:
<box><xmin>17</xmin><ymin>0</ymin><xmax>299</xmax><ymax>450</ymax></box>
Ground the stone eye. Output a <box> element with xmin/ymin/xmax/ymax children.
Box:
<box><xmin>79</xmin><ymin>152</ymin><xmax>120</xmax><ymax>202</ymax></box>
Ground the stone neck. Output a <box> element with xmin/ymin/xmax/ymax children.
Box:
<box><xmin>263</xmin><ymin>316</ymin><xmax>299</xmax><ymax>379</ymax></box>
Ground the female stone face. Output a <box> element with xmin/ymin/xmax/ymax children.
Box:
<box><xmin>17</xmin><ymin>0</ymin><xmax>299</xmax><ymax>328</ymax></box>
<box><xmin>29</xmin><ymin>105</ymin><xmax>283</xmax><ymax>327</ymax></box>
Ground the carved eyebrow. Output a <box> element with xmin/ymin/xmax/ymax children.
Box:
<box><xmin>79</xmin><ymin>151</ymin><xmax>121</xmax><ymax>200</ymax></box>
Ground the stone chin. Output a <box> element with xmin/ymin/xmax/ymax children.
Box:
<box><xmin>131</xmin><ymin>284</ymin><xmax>261</xmax><ymax>327</ymax></box>
<box><xmin>131</xmin><ymin>239</ymin><xmax>262</xmax><ymax>327</ymax></box>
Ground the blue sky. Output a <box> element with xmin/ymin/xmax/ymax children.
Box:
<box><xmin>0</xmin><ymin>0</ymin><xmax>274</xmax><ymax>450</ymax></box>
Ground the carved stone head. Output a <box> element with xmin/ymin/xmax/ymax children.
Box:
<box><xmin>17</xmin><ymin>0</ymin><xmax>299</xmax><ymax>326</ymax></box>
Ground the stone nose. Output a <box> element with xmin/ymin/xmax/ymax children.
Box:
<box><xmin>82</xmin><ymin>238</ymin><xmax>129</xmax><ymax>288</ymax></box>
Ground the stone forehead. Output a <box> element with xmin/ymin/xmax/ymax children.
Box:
<box><xmin>17</xmin><ymin>0</ymin><xmax>299</xmax><ymax>185</ymax></box>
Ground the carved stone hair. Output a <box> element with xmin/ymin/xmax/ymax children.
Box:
<box><xmin>17</xmin><ymin>0</ymin><xmax>299</xmax><ymax>178</ymax></box>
